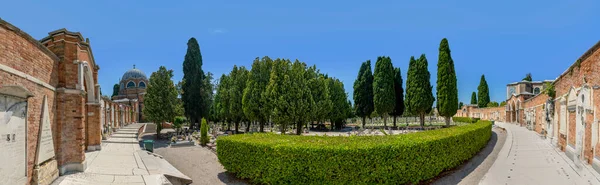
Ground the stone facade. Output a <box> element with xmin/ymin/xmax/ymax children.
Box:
<box><xmin>458</xmin><ymin>40</ymin><xmax>600</xmax><ymax>174</ymax></box>
<box><xmin>112</xmin><ymin>67</ymin><xmax>147</xmax><ymax>122</ymax></box>
<box><xmin>0</xmin><ymin>19</ymin><xmax>137</xmax><ymax>185</ymax></box>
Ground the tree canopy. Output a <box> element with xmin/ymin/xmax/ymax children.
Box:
<box><xmin>405</xmin><ymin>55</ymin><xmax>435</xmax><ymax>127</ymax></box>
<box><xmin>373</xmin><ymin>56</ymin><xmax>396</xmax><ymax>128</ymax></box>
<box><xmin>182</xmin><ymin>37</ymin><xmax>210</xmax><ymax>127</ymax></box>
<box><xmin>390</xmin><ymin>67</ymin><xmax>404</xmax><ymax>128</ymax></box>
<box><xmin>477</xmin><ymin>75</ymin><xmax>490</xmax><ymax>108</ymax></box>
<box><xmin>471</xmin><ymin>92</ymin><xmax>477</xmax><ymax>105</ymax></box>
<box><xmin>143</xmin><ymin>66</ymin><xmax>179</xmax><ymax>135</ymax></box>
<box><xmin>353</xmin><ymin>60</ymin><xmax>374</xmax><ymax>128</ymax></box>
<box><xmin>436</xmin><ymin>38</ymin><xmax>459</xmax><ymax>126</ymax></box>
<box><xmin>522</xmin><ymin>73</ymin><xmax>532</xmax><ymax>81</ymax></box>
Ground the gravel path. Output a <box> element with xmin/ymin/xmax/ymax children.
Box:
<box><xmin>154</xmin><ymin>146</ymin><xmax>247</xmax><ymax>185</ymax></box>
<box><xmin>432</xmin><ymin>126</ymin><xmax>507</xmax><ymax>185</ymax></box>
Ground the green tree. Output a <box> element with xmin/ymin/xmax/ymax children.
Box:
<box><xmin>500</xmin><ymin>101</ymin><xmax>507</xmax><ymax>107</ymax></box>
<box><xmin>353</xmin><ymin>60</ymin><xmax>374</xmax><ymax>128</ymax></box>
<box><xmin>373</xmin><ymin>56</ymin><xmax>396</xmax><ymax>129</ymax></box>
<box><xmin>143</xmin><ymin>66</ymin><xmax>178</xmax><ymax>136</ymax></box>
<box><xmin>267</xmin><ymin>59</ymin><xmax>291</xmax><ymax>133</ymax></box>
<box><xmin>182</xmin><ymin>37</ymin><xmax>207</xmax><ymax>129</ymax></box>
<box><xmin>405</xmin><ymin>55</ymin><xmax>435</xmax><ymax>127</ymax></box>
<box><xmin>390</xmin><ymin>67</ymin><xmax>404</xmax><ymax>128</ymax></box>
<box><xmin>328</xmin><ymin>78</ymin><xmax>349</xmax><ymax>130</ymax></box>
<box><xmin>487</xmin><ymin>101</ymin><xmax>499</xmax><ymax>107</ymax></box>
<box><xmin>242</xmin><ymin>57</ymin><xmax>273</xmax><ymax>132</ymax></box>
<box><xmin>201</xmin><ymin>72</ymin><xmax>214</xmax><ymax>121</ymax></box>
<box><xmin>200</xmin><ymin>118</ymin><xmax>209</xmax><ymax>146</ymax></box>
<box><xmin>229</xmin><ymin>65</ymin><xmax>249</xmax><ymax>133</ymax></box>
<box><xmin>477</xmin><ymin>75</ymin><xmax>490</xmax><ymax>108</ymax></box>
<box><xmin>459</xmin><ymin>102</ymin><xmax>464</xmax><ymax>109</ymax></box>
<box><xmin>471</xmin><ymin>92</ymin><xmax>477</xmax><ymax>105</ymax></box>
<box><xmin>111</xmin><ymin>84</ymin><xmax>119</xmax><ymax>97</ymax></box>
<box><xmin>306</xmin><ymin>66</ymin><xmax>332</xmax><ymax>129</ymax></box>
<box><xmin>522</xmin><ymin>73</ymin><xmax>532</xmax><ymax>81</ymax></box>
<box><xmin>216</xmin><ymin>74</ymin><xmax>231</xmax><ymax>130</ymax></box>
<box><xmin>436</xmin><ymin>38</ymin><xmax>459</xmax><ymax>126</ymax></box>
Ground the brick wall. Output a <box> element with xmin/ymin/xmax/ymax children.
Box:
<box><xmin>0</xmin><ymin>20</ymin><xmax>59</xmax><ymax>185</ymax></box>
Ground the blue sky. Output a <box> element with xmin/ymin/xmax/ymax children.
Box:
<box><xmin>2</xmin><ymin>1</ymin><xmax>599</xmax><ymax>104</ymax></box>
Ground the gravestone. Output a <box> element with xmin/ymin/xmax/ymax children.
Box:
<box><xmin>33</xmin><ymin>95</ymin><xmax>58</xmax><ymax>185</ymax></box>
<box><xmin>37</xmin><ymin>95</ymin><xmax>55</xmax><ymax>164</ymax></box>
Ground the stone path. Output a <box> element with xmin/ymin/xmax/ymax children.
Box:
<box><xmin>480</xmin><ymin>122</ymin><xmax>600</xmax><ymax>185</ymax></box>
<box><xmin>52</xmin><ymin>123</ymin><xmax>190</xmax><ymax>185</ymax></box>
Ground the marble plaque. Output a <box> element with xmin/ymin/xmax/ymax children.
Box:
<box><xmin>0</xmin><ymin>94</ymin><xmax>27</xmax><ymax>184</ymax></box>
<box><xmin>37</xmin><ymin>95</ymin><xmax>55</xmax><ymax>165</ymax></box>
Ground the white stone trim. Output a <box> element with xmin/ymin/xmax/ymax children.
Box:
<box><xmin>59</xmin><ymin>162</ymin><xmax>86</xmax><ymax>175</ymax></box>
<box><xmin>0</xmin><ymin>63</ymin><xmax>56</xmax><ymax>91</ymax></box>
<box><xmin>56</xmin><ymin>88</ymin><xmax>84</xmax><ymax>94</ymax></box>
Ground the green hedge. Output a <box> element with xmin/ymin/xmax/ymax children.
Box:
<box><xmin>217</xmin><ymin>120</ymin><xmax>492</xmax><ymax>184</ymax></box>
<box><xmin>452</xmin><ymin>116</ymin><xmax>479</xmax><ymax>123</ymax></box>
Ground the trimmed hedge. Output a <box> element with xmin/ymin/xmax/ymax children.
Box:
<box><xmin>217</xmin><ymin>120</ymin><xmax>492</xmax><ymax>184</ymax></box>
<box><xmin>452</xmin><ymin>116</ymin><xmax>479</xmax><ymax>123</ymax></box>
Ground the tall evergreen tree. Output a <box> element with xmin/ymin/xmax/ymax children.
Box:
<box><xmin>436</xmin><ymin>38</ymin><xmax>459</xmax><ymax>126</ymax></box>
<box><xmin>470</xmin><ymin>92</ymin><xmax>477</xmax><ymax>105</ymax></box>
<box><xmin>405</xmin><ymin>55</ymin><xmax>435</xmax><ymax>127</ymax></box>
<box><xmin>242</xmin><ymin>57</ymin><xmax>273</xmax><ymax>132</ymax></box>
<box><xmin>328</xmin><ymin>78</ymin><xmax>349</xmax><ymax>130</ymax></box>
<box><xmin>143</xmin><ymin>66</ymin><xmax>178</xmax><ymax>135</ymax></box>
<box><xmin>477</xmin><ymin>75</ymin><xmax>490</xmax><ymax>108</ymax></box>
<box><xmin>182</xmin><ymin>37</ymin><xmax>206</xmax><ymax>129</ymax></box>
<box><xmin>459</xmin><ymin>102</ymin><xmax>464</xmax><ymax>109</ymax></box>
<box><xmin>373</xmin><ymin>56</ymin><xmax>396</xmax><ymax>129</ymax></box>
<box><xmin>229</xmin><ymin>65</ymin><xmax>249</xmax><ymax>133</ymax></box>
<box><xmin>307</xmin><ymin>66</ymin><xmax>332</xmax><ymax>129</ymax></box>
<box><xmin>390</xmin><ymin>67</ymin><xmax>404</xmax><ymax>128</ymax></box>
<box><xmin>112</xmin><ymin>84</ymin><xmax>120</xmax><ymax>97</ymax></box>
<box><xmin>522</xmin><ymin>73</ymin><xmax>532</xmax><ymax>81</ymax></box>
<box><xmin>353</xmin><ymin>60</ymin><xmax>374</xmax><ymax>128</ymax></box>
<box><xmin>267</xmin><ymin>59</ymin><xmax>291</xmax><ymax>133</ymax></box>
<box><xmin>216</xmin><ymin>74</ymin><xmax>231</xmax><ymax>130</ymax></box>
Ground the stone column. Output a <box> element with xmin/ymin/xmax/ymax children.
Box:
<box><xmin>86</xmin><ymin>104</ymin><xmax>102</xmax><ymax>151</ymax></box>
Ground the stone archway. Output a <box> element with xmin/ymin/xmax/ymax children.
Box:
<box><xmin>77</xmin><ymin>60</ymin><xmax>101</xmax><ymax>151</ymax></box>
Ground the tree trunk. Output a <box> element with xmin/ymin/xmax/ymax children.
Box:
<box><xmin>393</xmin><ymin>116</ymin><xmax>397</xmax><ymax>128</ymax></box>
<box><xmin>235</xmin><ymin>121</ymin><xmax>239</xmax><ymax>133</ymax></box>
<box><xmin>227</xmin><ymin>121</ymin><xmax>231</xmax><ymax>131</ymax></box>
<box><xmin>246</xmin><ymin>121</ymin><xmax>250</xmax><ymax>132</ymax></box>
<box><xmin>330</xmin><ymin>121</ymin><xmax>334</xmax><ymax>130</ymax></box>
<box><xmin>362</xmin><ymin>117</ymin><xmax>366</xmax><ymax>128</ymax></box>
<box><xmin>445</xmin><ymin>117</ymin><xmax>451</xmax><ymax>127</ymax></box>
<box><xmin>259</xmin><ymin>121</ymin><xmax>264</xmax><ymax>132</ymax></box>
<box><xmin>280</xmin><ymin>123</ymin><xmax>285</xmax><ymax>134</ymax></box>
<box><xmin>419</xmin><ymin>113</ymin><xmax>425</xmax><ymax>128</ymax></box>
<box><xmin>296</xmin><ymin>122</ymin><xmax>303</xmax><ymax>135</ymax></box>
<box><xmin>383</xmin><ymin>115</ymin><xmax>387</xmax><ymax>129</ymax></box>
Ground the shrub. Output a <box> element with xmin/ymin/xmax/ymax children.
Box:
<box><xmin>200</xmin><ymin>118</ymin><xmax>209</xmax><ymax>146</ymax></box>
<box><xmin>217</xmin><ymin>120</ymin><xmax>492</xmax><ymax>184</ymax></box>
<box><xmin>452</xmin><ymin>116</ymin><xmax>479</xmax><ymax>123</ymax></box>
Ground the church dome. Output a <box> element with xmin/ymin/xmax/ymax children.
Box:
<box><xmin>121</xmin><ymin>66</ymin><xmax>147</xmax><ymax>81</ymax></box>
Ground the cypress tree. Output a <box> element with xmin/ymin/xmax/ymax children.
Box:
<box><xmin>436</xmin><ymin>38</ymin><xmax>459</xmax><ymax>126</ymax></box>
<box><xmin>390</xmin><ymin>67</ymin><xmax>404</xmax><ymax>128</ymax></box>
<box><xmin>111</xmin><ymin>84</ymin><xmax>119</xmax><ymax>98</ymax></box>
<box><xmin>471</xmin><ymin>92</ymin><xmax>477</xmax><ymax>105</ymax></box>
<box><xmin>522</xmin><ymin>73</ymin><xmax>532</xmax><ymax>81</ymax></box>
<box><xmin>328</xmin><ymin>78</ymin><xmax>348</xmax><ymax>130</ymax></box>
<box><xmin>182</xmin><ymin>37</ymin><xmax>206</xmax><ymax>129</ymax></box>
<box><xmin>229</xmin><ymin>65</ymin><xmax>249</xmax><ymax>133</ymax></box>
<box><xmin>405</xmin><ymin>55</ymin><xmax>435</xmax><ymax>127</ymax></box>
<box><xmin>373</xmin><ymin>56</ymin><xmax>396</xmax><ymax>129</ymax></box>
<box><xmin>242</xmin><ymin>57</ymin><xmax>273</xmax><ymax>132</ymax></box>
<box><xmin>216</xmin><ymin>74</ymin><xmax>231</xmax><ymax>130</ymax></box>
<box><xmin>477</xmin><ymin>75</ymin><xmax>490</xmax><ymax>108</ymax></box>
<box><xmin>267</xmin><ymin>59</ymin><xmax>291</xmax><ymax>133</ymax></box>
<box><xmin>353</xmin><ymin>60</ymin><xmax>374</xmax><ymax>128</ymax></box>
<box><xmin>459</xmin><ymin>102</ymin><xmax>464</xmax><ymax>109</ymax></box>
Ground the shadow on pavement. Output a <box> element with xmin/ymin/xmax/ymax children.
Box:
<box><xmin>431</xmin><ymin>129</ymin><xmax>502</xmax><ymax>185</ymax></box>
<box><xmin>217</xmin><ymin>172</ymin><xmax>249</xmax><ymax>185</ymax></box>
<box><xmin>139</xmin><ymin>133</ymin><xmax>171</xmax><ymax>149</ymax></box>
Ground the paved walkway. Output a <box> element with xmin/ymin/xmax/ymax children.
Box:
<box><xmin>480</xmin><ymin>122</ymin><xmax>600</xmax><ymax>185</ymax></box>
<box><xmin>52</xmin><ymin>123</ymin><xmax>190</xmax><ymax>185</ymax></box>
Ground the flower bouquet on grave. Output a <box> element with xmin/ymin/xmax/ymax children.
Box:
<box><xmin>171</xmin><ymin>136</ymin><xmax>177</xmax><ymax>144</ymax></box>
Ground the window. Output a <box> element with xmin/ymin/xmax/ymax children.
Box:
<box><xmin>534</xmin><ymin>87</ymin><xmax>541</xmax><ymax>95</ymax></box>
<box><xmin>139</xmin><ymin>81</ymin><xmax>146</xmax><ymax>88</ymax></box>
<box><xmin>127</xmin><ymin>81</ymin><xmax>136</xmax><ymax>88</ymax></box>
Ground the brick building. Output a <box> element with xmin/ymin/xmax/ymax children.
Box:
<box><xmin>459</xmin><ymin>40</ymin><xmax>600</xmax><ymax>174</ymax></box>
<box><xmin>112</xmin><ymin>66</ymin><xmax>147</xmax><ymax>122</ymax></box>
<box><xmin>0</xmin><ymin>19</ymin><xmax>137</xmax><ymax>184</ymax></box>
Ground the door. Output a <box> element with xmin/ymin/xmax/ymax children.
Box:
<box><xmin>0</xmin><ymin>94</ymin><xmax>27</xmax><ymax>184</ymax></box>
